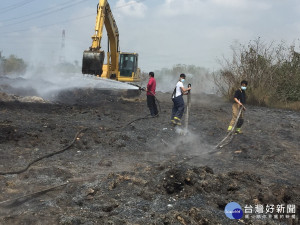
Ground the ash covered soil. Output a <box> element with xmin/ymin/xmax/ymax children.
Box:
<box><xmin>0</xmin><ymin>91</ymin><xmax>299</xmax><ymax>225</ymax></box>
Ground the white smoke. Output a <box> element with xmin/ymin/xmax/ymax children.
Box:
<box><xmin>0</xmin><ymin>64</ymin><xmax>138</xmax><ymax>101</ymax></box>
<box><xmin>153</xmin><ymin>69</ymin><xmax>217</xmax><ymax>95</ymax></box>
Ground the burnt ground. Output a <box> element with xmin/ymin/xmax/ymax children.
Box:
<box><xmin>0</xmin><ymin>91</ymin><xmax>299</xmax><ymax>225</ymax></box>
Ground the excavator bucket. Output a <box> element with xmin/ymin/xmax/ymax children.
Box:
<box><xmin>82</xmin><ymin>50</ymin><xmax>105</xmax><ymax>75</ymax></box>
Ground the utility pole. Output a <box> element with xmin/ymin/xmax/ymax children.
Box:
<box><xmin>0</xmin><ymin>51</ymin><xmax>3</xmax><ymax>75</ymax></box>
<box><xmin>59</xmin><ymin>30</ymin><xmax>65</xmax><ymax>63</ymax></box>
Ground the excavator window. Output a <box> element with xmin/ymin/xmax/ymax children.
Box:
<box><xmin>119</xmin><ymin>54</ymin><xmax>136</xmax><ymax>77</ymax></box>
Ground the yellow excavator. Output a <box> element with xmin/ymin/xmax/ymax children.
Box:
<box><xmin>82</xmin><ymin>0</ymin><xmax>140</xmax><ymax>82</ymax></box>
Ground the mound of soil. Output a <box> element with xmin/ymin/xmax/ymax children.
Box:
<box><xmin>0</xmin><ymin>91</ymin><xmax>299</xmax><ymax>225</ymax></box>
<box><xmin>0</xmin><ymin>92</ymin><xmax>46</xmax><ymax>103</ymax></box>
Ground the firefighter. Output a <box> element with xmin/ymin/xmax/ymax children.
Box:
<box><xmin>228</xmin><ymin>80</ymin><xmax>248</xmax><ymax>133</ymax></box>
<box><xmin>146</xmin><ymin>72</ymin><xmax>158</xmax><ymax>117</ymax></box>
<box><xmin>171</xmin><ymin>73</ymin><xmax>191</xmax><ymax>125</ymax></box>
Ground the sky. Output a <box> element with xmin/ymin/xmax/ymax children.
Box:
<box><xmin>0</xmin><ymin>0</ymin><xmax>300</xmax><ymax>72</ymax></box>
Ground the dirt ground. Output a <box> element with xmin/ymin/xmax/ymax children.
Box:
<box><xmin>0</xmin><ymin>89</ymin><xmax>299</xmax><ymax>225</ymax></box>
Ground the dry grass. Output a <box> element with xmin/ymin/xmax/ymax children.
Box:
<box><xmin>272</xmin><ymin>101</ymin><xmax>300</xmax><ymax>111</ymax></box>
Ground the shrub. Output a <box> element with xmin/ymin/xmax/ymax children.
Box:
<box><xmin>0</xmin><ymin>54</ymin><xmax>27</xmax><ymax>75</ymax></box>
<box><xmin>214</xmin><ymin>38</ymin><xmax>300</xmax><ymax>109</ymax></box>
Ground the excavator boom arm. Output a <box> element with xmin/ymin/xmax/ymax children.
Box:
<box><xmin>103</xmin><ymin>2</ymin><xmax>119</xmax><ymax>73</ymax></box>
<box><xmin>90</xmin><ymin>0</ymin><xmax>106</xmax><ymax>50</ymax></box>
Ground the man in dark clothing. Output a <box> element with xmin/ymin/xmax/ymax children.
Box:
<box><xmin>171</xmin><ymin>73</ymin><xmax>191</xmax><ymax>125</ymax></box>
<box><xmin>146</xmin><ymin>72</ymin><xmax>158</xmax><ymax>117</ymax></box>
<box><xmin>228</xmin><ymin>80</ymin><xmax>248</xmax><ymax>133</ymax></box>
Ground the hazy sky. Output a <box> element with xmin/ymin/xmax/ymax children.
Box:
<box><xmin>0</xmin><ymin>0</ymin><xmax>299</xmax><ymax>72</ymax></box>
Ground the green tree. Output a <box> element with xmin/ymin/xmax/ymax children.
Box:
<box><xmin>274</xmin><ymin>47</ymin><xmax>300</xmax><ymax>102</ymax></box>
<box><xmin>2</xmin><ymin>54</ymin><xmax>27</xmax><ymax>75</ymax></box>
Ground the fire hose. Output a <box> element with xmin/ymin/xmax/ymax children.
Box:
<box><xmin>118</xmin><ymin>86</ymin><xmax>161</xmax><ymax>129</ymax></box>
<box><xmin>0</xmin><ymin>128</ymin><xmax>87</xmax><ymax>175</ymax></box>
<box><xmin>215</xmin><ymin>106</ymin><xmax>244</xmax><ymax>149</ymax></box>
<box><xmin>184</xmin><ymin>84</ymin><xmax>192</xmax><ymax>134</ymax></box>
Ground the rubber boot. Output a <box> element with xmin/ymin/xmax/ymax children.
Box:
<box><xmin>174</xmin><ymin>117</ymin><xmax>181</xmax><ymax>126</ymax></box>
<box><xmin>227</xmin><ymin>126</ymin><xmax>232</xmax><ymax>132</ymax></box>
<box><xmin>237</xmin><ymin>118</ymin><xmax>244</xmax><ymax>128</ymax></box>
<box><xmin>235</xmin><ymin>128</ymin><xmax>242</xmax><ymax>134</ymax></box>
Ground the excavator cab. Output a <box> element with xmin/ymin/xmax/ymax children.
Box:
<box><xmin>118</xmin><ymin>53</ymin><xmax>140</xmax><ymax>82</ymax></box>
